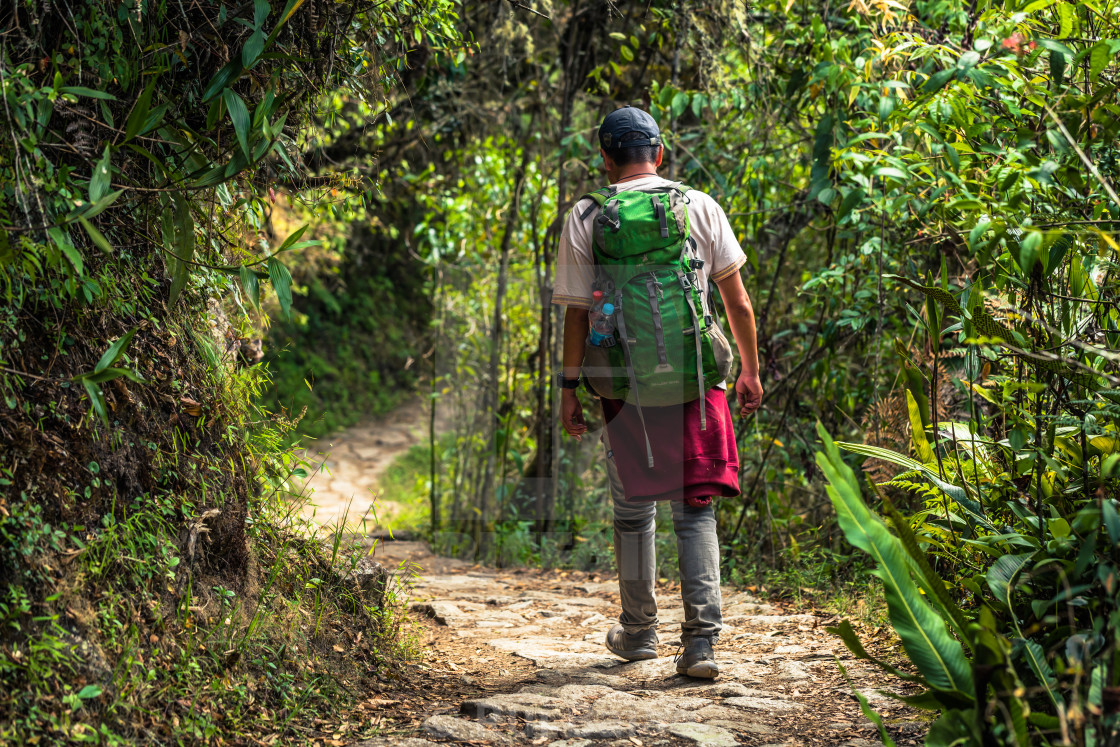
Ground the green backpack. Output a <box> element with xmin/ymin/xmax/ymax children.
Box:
<box><xmin>579</xmin><ymin>182</ymin><xmax>733</xmax><ymax>467</ymax></box>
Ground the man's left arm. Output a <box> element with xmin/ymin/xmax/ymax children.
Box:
<box><xmin>714</xmin><ymin>270</ymin><xmax>763</xmax><ymax>417</ymax></box>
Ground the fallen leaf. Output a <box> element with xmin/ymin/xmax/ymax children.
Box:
<box><xmin>180</xmin><ymin>396</ymin><xmax>202</xmax><ymax>416</ymax></box>
<box><xmin>362</xmin><ymin>698</ymin><xmax>399</xmax><ymax>708</ymax></box>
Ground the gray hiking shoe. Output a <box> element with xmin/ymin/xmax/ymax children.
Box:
<box><xmin>605</xmin><ymin>624</ymin><xmax>658</xmax><ymax>661</ymax></box>
<box><xmin>675</xmin><ymin>637</ymin><xmax>719</xmax><ymax>679</ymax></box>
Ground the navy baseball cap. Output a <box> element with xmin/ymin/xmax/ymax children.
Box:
<box><xmin>598</xmin><ymin>106</ymin><xmax>661</xmax><ymax>149</ymax></box>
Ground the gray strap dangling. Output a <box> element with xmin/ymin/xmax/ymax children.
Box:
<box><xmin>681</xmin><ymin>272</ymin><xmax>707</xmax><ymax>431</ymax></box>
<box><xmin>613</xmin><ymin>293</ymin><xmax>655</xmax><ymax>468</ymax></box>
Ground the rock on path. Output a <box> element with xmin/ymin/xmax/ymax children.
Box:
<box><xmin>355</xmin><ymin>541</ymin><xmax>927</xmax><ymax>747</ymax></box>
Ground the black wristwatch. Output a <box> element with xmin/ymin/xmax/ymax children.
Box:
<box><xmin>556</xmin><ymin>373</ymin><xmax>581</xmax><ymax>390</ymax></box>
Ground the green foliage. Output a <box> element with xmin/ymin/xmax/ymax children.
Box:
<box><xmin>820</xmin><ymin>245</ymin><xmax>1119</xmax><ymax>743</ymax></box>
<box><xmin>0</xmin><ymin>0</ymin><xmax>464</xmax><ymax>741</ymax></box>
<box><xmin>262</xmin><ymin>260</ymin><xmax>429</xmax><ymax>439</ymax></box>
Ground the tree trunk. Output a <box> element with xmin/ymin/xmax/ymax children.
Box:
<box><xmin>429</xmin><ymin>266</ymin><xmax>442</xmax><ymax>538</ymax></box>
<box><xmin>476</xmin><ymin>147</ymin><xmax>530</xmax><ymax>558</ymax></box>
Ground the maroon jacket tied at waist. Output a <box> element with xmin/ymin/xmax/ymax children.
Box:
<box><xmin>600</xmin><ymin>388</ymin><xmax>741</xmax><ymax>503</ymax></box>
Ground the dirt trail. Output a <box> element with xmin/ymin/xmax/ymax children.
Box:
<box><xmin>296</xmin><ymin>401</ymin><xmax>430</xmax><ymax>531</ymax></box>
<box><xmin>350</xmin><ymin>540</ymin><xmax>927</xmax><ymax>747</ymax></box>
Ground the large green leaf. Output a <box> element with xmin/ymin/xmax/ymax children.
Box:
<box><xmin>81</xmin><ymin>378</ymin><xmax>108</xmax><ymax>426</ymax></box>
<box><xmin>817</xmin><ymin>424</ymin><xmax>975</xmax><ymax>696</ymax></box>
<box><xmin>835</xmin><ymin>441</ymin><xmax>971</xmax><ymax>507</ymax></box>
<box><xmin>124</xmin><ymin>80</ymin><xmax>155</xmax><ymax>141</ymax></box>
<box><xmin>168</xmin><ymin>195</ymin><xmax>194</xmax><ymax>307</ymax></box>
<box><xmin>924</xmin><ymin>709</ymin><xmax>982</xmax><ymax>747</ymax></box>
<box><xmin>1019</xmin><ymin>639</ymin><xmax>1061</xmax><ymax>712</ymax></box>
<box><xmin>906</xmin><ymin>390</ymin><xmax>935</xmax><ymax>463</ymax></box>
<box><xmin>89</xmin><ymin>146</ymin><xmax>111</xmax><ymax>203</ymax></box>
<box><xmin>986</xmin><ymin>553</ymin><xmax>1032</xmax><ymax>607</ymax></box>
<box><xmin>80</xmin><ymin>188</ymin><xmax>124</xmax><ymax>220</ymax></box>
<box><xmin>1090</xmin><ymin>42</ymin><xmax>1111</xmax><ymax>82</ymax></box>
<box><xmin>240</xmin><ymin>265</ymin><xmax>260</xmax><ymax>309</ymax></box>
<box><xmin>264</xmin><ymin>0</ymin><xmax>308</xmax><ymax>48</ymax></box>
<box><xmin>242</xmin><ymin>28</ymin><xmax>266</xmax><ymax>68</ymax></box>
<box><xmin>268</xmin><ymin>256</ymin><xmax>293</xmax><ymax>320</ymax></box>
<box><xmin>881</xmin><ymin>496</ymin><xmax>972</xmax><ymax>651</ymax></box>
<box><xmin>1056</xmin><ymin>1</ymin><xmax>1075</xmax><ymax>38</ymax></box>
<box><xmin>201</xmin><ymin>59</ymin><xmax>244</xmax><ymax>102</ymax></box>
<box><xmin>223</xmin><ymin>89</ymin><xmax>252</xmax><ymax>159</ymax></box>
<box><xmin>827</xmin><ymin>619</ymin><xmax>929</xmax><ymax>684</ymax></box>
<box><xmin>1103</xmin><ymin>499</ymin><xmax>1120</xmax><ymax>548</ymax></box>
<box><xmin>60</xmin><ymin>86</ymin><xmax>116</xmax><ymax>101</ymax></box>
<box><xmin>94</xmin><ymin>328</ymin><xmax>139</xmax><ymax>373</ymax></box>
<box><xmin>77</xmin><ymin>217</ymin><xmax>112</xmax><ymax>254</ymax></box>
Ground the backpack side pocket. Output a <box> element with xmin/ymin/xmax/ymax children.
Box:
<box><xmin>705</xmin><ymin>321</ymin><xmax>734</xmax><ymax>384</ymax></box>
<box><xmin>582</xmin><ymin>337</ymin><xmax>629</xmax><ymax>400</ymax></box>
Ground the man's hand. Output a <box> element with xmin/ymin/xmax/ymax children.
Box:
<box><xmin>735</xmin><ymin>373</ymin><xmax>763</xmax><ymax>417</ymax></box>
<box><xmin>561</xmin><ymin>389</ymin><xmax>588</xmax><ymax>441</ymax></box>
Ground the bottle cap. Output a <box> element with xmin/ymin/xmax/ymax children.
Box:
<box><xmin>602</xmin><ymin>303</ymin><xmax>614</xmax><ymax>315</ymax></box>
<box><xmin>592</xmin><ymin>290</ymin><xmax>603</xmax><ymax>300</ymax></box>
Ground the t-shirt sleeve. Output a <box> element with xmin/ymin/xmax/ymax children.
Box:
<box><xmin>707</xmin><ymin>201</ymin><xmax>747</xmax><ymax>282</ymax></box>
<box><xmin>552</xmin><ymin>202</ymin><xmax>596</xmax><ymax>308</ymax></box>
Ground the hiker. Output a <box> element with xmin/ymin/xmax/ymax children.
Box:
<box><xmin>553</xmin><ymin>106</ymin><xmax>762</xmax><ymax>679</ymax></box>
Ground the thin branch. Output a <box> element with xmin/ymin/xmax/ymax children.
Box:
<box><xmin>503</xmin><ymin>0</ymin><xmax>550</xmax><ymax>19</ymax></box>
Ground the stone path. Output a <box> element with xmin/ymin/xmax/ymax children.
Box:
<box><xmin>352</xmin><ymin>541</ymin><xmax>928</xmax><ymax>747</ymax></box>
<box><xmin>296</xmin><ymin>402</ymin><xmax>430</xmax><ymax>531</ymax></box>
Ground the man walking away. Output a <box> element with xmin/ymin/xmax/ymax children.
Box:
<box><xmin>553</xmin><ymin>105</ymin><xmax>763</xmax><ymax>679</ymax></box>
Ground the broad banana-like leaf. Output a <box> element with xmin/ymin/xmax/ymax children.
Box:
<box><xmin>827</xmin><ymin>620</ymin><xmax>928</xmax><ymax>684</ymax></box>
<box><xmin>1090</xmin><ymin>435</ymin><xmax>1120</xmax><ymax>456</ymax></box>
<box><xmin>837</xmin><ymin>441</ymin><xmax>994</xmax><ymax>532</ymax></box>
<box><xmin>881</xmin><ymin>497</ymin><xmax>972</xmax><ymax>650</ymax></box>
<box><xmin>924</xmin><ymin>709</ymin><xmax>983</xmax><ymax>747</ymax></box>
<box><xmin>1019</xmin><ymin>638</ymin><xmax>1062</xmax><ymax>712</ymax></box>
<box><xmin>907</xmin><ymin>390</ymin><xmax>935</xmax><ymax>463</ymax></box>
<box><xmin>817</xmin><ymin>424</ymin><xmax>975</xmax><ymax>697</ymax></box>
<box><xmin>1103</xmin><ymin>500</ymin><xmax>1120</xmax><ymax>548</ymax></box>
<box><xmin>880</xmin><ymin>687</ymin><xmax>975</xmax><ymax>711</ymax></box>
<box><xmin>937</xmin><ymin>420</ymin><xmax>993</xmax><ymax>474</ymax></box>
<box><xmin>986</xmin><ymin>553</ymin><xmax>1033</xmax><ymax>607</ymax></box>
<box><xmin>836</xmin><ymin>441</ymin><xmax>955</xmax><ymax>496</ymax></box>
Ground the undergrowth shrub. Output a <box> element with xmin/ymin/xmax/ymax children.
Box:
<box><xmin>821</xmin><ymin>255</ymin><xmax>1119</xmax><ymax>745</ymax></box>
<box><xmin>0</xmin><ymin>0</ymin><xmax>463</xmax><ymax>741</ymax></box>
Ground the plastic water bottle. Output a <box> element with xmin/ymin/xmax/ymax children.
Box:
<box><xmin>589</xmin><ymin>298</ymin><xmax>616</xmax><ymax>346</ymax></box>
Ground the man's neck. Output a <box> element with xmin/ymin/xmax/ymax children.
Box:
<box><xmin>608</xmin><ymin>164</ymin><xmax>659</xmax><ymax>185</ymax></box>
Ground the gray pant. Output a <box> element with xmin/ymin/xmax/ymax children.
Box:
<box><xmin>605</xmin><ymin>437</ymin><xmax>723</xmax><ymax>643</ymax></box>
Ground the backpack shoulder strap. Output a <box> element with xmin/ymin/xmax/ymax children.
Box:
<box><xmin>579</xmin><ymin>187</ymin><xmax>614</xmax><ymax>220</ymax></box>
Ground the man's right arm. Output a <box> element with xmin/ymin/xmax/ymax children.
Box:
<box><xmin>553</xmin><ymin>204</ymin><xmax>594</xmax><ymax>440</ymax></box>
<box><xmin>560</xmin><ymin>306</ymin><xmax>590</xmax><ymax>441</ymax></box>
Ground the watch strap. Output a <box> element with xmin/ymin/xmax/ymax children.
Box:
<box><xmin>556</xmin><ymin>373</ymin><xmax>581</xmax><ymax>389</ymax></box>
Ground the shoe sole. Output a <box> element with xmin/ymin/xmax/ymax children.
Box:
<box><xmin>677</xmin><ymin>661</ymin><xmax>719</xmax><ymax>679</ymax></box>
<box><xmin>606</xmin><ymin>644</ymin><xmax>658</xmax><ymax>662</ymax></box>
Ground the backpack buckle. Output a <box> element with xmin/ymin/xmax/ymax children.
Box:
<box><xmin>690</xmin><ymin>259</ymin><xmax>705</xmax><ymax>270</ymax></box>
<box><xmin>596</xmin><ymin>213</ymin><xmax>621</xmax><ymax>232</ymax></box>
<box><xmin>679</xmin><ymin>275</ymin><xmax>693</xmax><ymax>290</ymax></box>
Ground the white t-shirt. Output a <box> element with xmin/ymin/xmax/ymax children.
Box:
<box><xmin>553</xmin><ymin>176</ymin><xmax>747</xmax><ymax>312</ymax></box>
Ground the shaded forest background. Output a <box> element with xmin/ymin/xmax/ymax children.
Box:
<box><xmin>2</xmin><ymin>0</ymin><xmax>1120</xmax><ymax>743</ymax></box>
